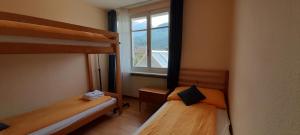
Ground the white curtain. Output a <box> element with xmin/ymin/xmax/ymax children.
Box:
<box><xmin>116</xmin><ymin>8</ymin><xmax>131</xmax><ymax>94</ymax></box>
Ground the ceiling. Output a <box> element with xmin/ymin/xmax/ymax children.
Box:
<box><xmin>86</xmin><ymin>0</ymin><xmax>152</xmax><ymax>9</ymax></box>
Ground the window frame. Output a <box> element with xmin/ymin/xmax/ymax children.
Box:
<box><xmin>130</xmin><ymin>9</ymin><xmax>170</xmax><ymax>74</ymax></box>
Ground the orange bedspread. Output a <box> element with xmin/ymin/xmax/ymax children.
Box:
<box><xmin>137</xmin><ymin>101</ymin><xmax>217</xmax><ymax>135</ymax></box>
<box><xmin>0</xmin><ymin>96</ymin><xmax>112</xmax><ymax>135</ymax></box>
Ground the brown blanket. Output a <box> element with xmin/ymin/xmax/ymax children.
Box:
<box><xmin>0</xmin><ymin>96</ymin><xmax>112</xmax><ymax>135</ymax></box>
<box><xmin>137</xmin><ymin>101</ymin><xmax>217</xmax><ymax>135</ymax></box>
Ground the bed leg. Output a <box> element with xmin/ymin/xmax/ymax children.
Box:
<box><xmin>113</xmin><ymin>108</ymin><xmax>119</xmax><ymax>114</ymax></box>
<box><xmin>112</xmin><ymin>108</ymin><xmax>122</xmax><ymax>115</ymax></box>
<box><xmin>112</xmin><ymin>102</ymin><xmax>129</xmax><ymax>115</ymax></box>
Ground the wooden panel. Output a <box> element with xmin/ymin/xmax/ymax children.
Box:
<box><xmin>104</xmin><ymin>92</ymin><xmax>119</xmax><ymax>99</ymax></box>
<box><xmin>179</xmin><ymin>82</ymin><xmax>226</xmax><ymax>90</ymax></box>
<box><xmin>139</xmin><ymin>91</ymin><xmax>166</xmax><ymax>104</ymax></box>
<box><xmin>0</xmin><ymin>42</ymin><xmax>115</xmax><ymax>54</ymax></box>
<box><xmin>139</xmin><ymin>88</ymin><xmax>169</xmax><ymax>95</ymax></box>
<box><xmin>86</xmin><ymin>54</ymin><xmax>94</xmax><ymax>90</ymax></box>
<box><xmin>179</xmin><ymin>68</ymin><xmax>229</xmax><ymax>96</ymax></box>
<box><xmin>113</xmin><ymin>35</ymin><xmax>123</xmax><ymax>113</ymax></box>
<box><xmin>179</xmin><ymin>76</ymin><xmax>225</xmax><ymax>84</ymax></box>
<box><xmin>139</xmin><ymin>88</ymin><xmax>168</xmax><ymax>107</ymax></box>
<box><xmin>0</xmin><ymin>11</ymin><xmax>117</xmax><ymax>39</ymax></box>
<box><xmin>0</xmin><ymin>20</ymin><xmax>115</xmax><ymax>43</ymax></box>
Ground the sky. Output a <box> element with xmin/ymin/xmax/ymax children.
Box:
<box><xmin>132</xmin><ymin>12</ymin><xmax>169</xmax><ymax>28</ymax></box>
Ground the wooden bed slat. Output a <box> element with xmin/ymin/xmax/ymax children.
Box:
<box><xmin>181</xmin><ymin>69</ymin><xmax>226</xmax><ymax>77</ymax></box>
<box><xmin>0</xmin><ymin>43</ymin><xmax>115</xmax><ymax>54</ymax></box>
<box><xmin>179</xmin><ymin>76</ymin><xmax>226</xmax><ymax>84</ymax></box>
<box><xmin>0</xmin><ymin>11</ymin><xmax>118</xmax><ymax>54</ymax></box>
<box><xmin>0</xmin><ymin>20</ymin><xmax>115</xmax><ymax>43</ymax></box>
<box><xmin>0</xmin><ymin>11</ymin><xmax>117</xmax><ymax>39</ymax></box>
<box><xmin>178</xmin><ymin>82</ymin><xmax>226</xmax><ymax>90</ymax></box>
<box><xmin>179</xmin><ymin>68</ymin><xmax>229</xmax><ymax>94</ymax></box>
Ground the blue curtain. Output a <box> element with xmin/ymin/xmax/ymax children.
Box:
<box><xmin>108</xmin><ymin>10</ymin><xmax>117</xmax><ymax>92</ymax></box>
<box><xmin>167</xmin><ymin>0</ymin><xmax>184</xmax><ymax>91</ymax></box>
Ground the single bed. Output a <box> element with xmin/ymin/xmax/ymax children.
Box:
<box><xmin>135</xmin><ymin>69</ymin><xmax>231</xmax><ymax>135</ymax></box>
<box><xmin>134</xmin><ymin>101</ymin><xmax>230</xmax><ymax>135</ymax></box>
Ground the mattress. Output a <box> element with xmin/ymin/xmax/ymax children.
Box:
<box><xmin>134</xmin><ymin>102</ymin><xmax>231</xmax><ymax>135</ymax></box>
<box><xmin>30</xmin><ymin>98</ymin><xmax>116</xmax><ymax>135</ymax></box>
<box><xmin>216</xmin><ymin>109</ymin><xmax>231</xmax><ymax>135</ymax></box>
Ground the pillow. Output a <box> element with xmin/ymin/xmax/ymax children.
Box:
<box><xmin>168</xmin><ymin>86</ymin><xmax>227</xmax><ymax>109</ymax></box>
<box><xmin>177</xmin><ymin>85</ymin><xmax>206</xmax><ymax>106</ymax></box>
<box><xmin>168</xmin><ymin>87</ymin><xmax>190</xmax><ymax>100</ymax></box>
<box><xmin>0</xmin><ymin>122</ymin><xmax>9</xmax><ymax>131</ymax></box>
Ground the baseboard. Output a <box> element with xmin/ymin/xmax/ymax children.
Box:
<box><xmin>123</xmin><ymin>94</ymin><xmax>138</xmax><ymax>99</ymax></box>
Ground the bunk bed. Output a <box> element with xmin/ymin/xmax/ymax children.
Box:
<box><xmin>0</xmin><ymin>11</ymin><xmax>122</xmax><ymax>135</ymax></box>
<box><xmin>134</xmin><ymin>69</ymin><xmax>231</xmax><ymax>135</ymax></box>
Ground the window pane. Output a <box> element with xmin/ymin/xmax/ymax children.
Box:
<box><xmin>151</xmin><ymin>27</ymin><xmax>169</xmax><ymax>68</ymax></box>
<box><xmin>132</xmin><ymin>31</ymin><xmax>147</xmax><ymax>67</ymax></box>
<box><xmin>151</xmin><ymin>12</ymin><xmax>169</xmax><ymax>28</ymax></box>
<box><xmin>131</xmin><ymin>17</ymin><xmax>147</xmax><ymax>31</ymax></box>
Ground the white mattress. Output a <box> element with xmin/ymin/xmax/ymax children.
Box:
<box><xmin>135</xmin><ymin>103</ymin><xmax>231</xmax><ymax>135</ymax></box>
<box><xmin>216</xmin><ymin>109</ymin><xmax>231</xmax><ymax>135</ymax></box>
<box><xmin>30</xmin><ymin>98</ymin><xmax>116</xmax><ymax>135</ymax></box>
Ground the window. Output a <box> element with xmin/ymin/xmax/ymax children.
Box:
<box><xmin>131</xmin><ymin>11</ymin><xmax>169</xmax><ymax>74</ymax></box>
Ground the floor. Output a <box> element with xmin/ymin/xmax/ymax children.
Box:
<box><xmin>70</xmin><ymin>97</ymin><xmax>160</xmax><ymax>135</ymax></box>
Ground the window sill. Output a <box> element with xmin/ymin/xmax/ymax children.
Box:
<box><xmin>130</xmin><ymin>72</ymin><xmax>167</xmax><ymax>79</ymax></box>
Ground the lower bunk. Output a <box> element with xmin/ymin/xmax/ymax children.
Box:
<box><xmin>0</xmin><ymin>95</ymin><xmax>118</xmax><ymax>135</ymax></box>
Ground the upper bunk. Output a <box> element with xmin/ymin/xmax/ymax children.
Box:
<box><xmin>0</xmin><ymin>11</ymin><xmax>123</xmax><ymax>113</ymax></box>
<box><xmin>0</xmin><ymin>11</ymin><xmax>119</xmax><ymax>54</ymax></box>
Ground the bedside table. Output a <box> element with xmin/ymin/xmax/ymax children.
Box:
<box><xmin>138</xmin><ymin>88</ymin><xmax>168</xmax><ymax>112</ymax></box>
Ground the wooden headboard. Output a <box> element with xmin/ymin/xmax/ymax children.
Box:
<box><xmin>179</xmin><ymin>68</ymin><xmax>229</xmax><ymax>100</ymax></box>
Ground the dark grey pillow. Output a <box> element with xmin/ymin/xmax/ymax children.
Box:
<box><xmin>0</xmin><ymin>122</ymin><xmax>9</xmax><ymax>131</ymax></box>
<box><xmin>177</xmin><ymin>85</ymin><xmax>206</xmax><ymax>106</ymax></box>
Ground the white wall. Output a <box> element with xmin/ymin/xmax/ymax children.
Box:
<box><xmin>181</xmin><ymin>0</ymin><xmax>233</xmax><ymax>70</ymax></box>
<box><xmin>0</xmin><ymin>0</ymin><xmax>107</xmax><ymax>119</ymax></box>
<box><xmin>229</xmin><ymin>0</ymin><xmax>300</xmax><ymax>134</ymax></box>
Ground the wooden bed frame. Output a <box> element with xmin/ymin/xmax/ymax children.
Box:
<box><xmin>178</xmin><ymin>68</ymin><xmax>229</xmax><ymax>106</ymax></box>
<box><xmin>0</xmin><ymin>11</ymin><xmax>122</xmax><ymax>134</ymax></box>
<box><xmin>136</xmin><ymin>68</ymin><xmax>231</xmax><ymax>135</ymax></box>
